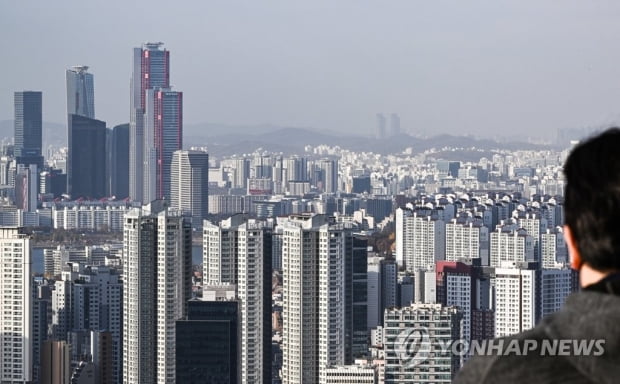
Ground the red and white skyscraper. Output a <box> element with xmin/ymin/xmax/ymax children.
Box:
<box><xmin>129</xmin><ymin>42</ymin><xmax>181</xmax><ymax>203</ymax></box>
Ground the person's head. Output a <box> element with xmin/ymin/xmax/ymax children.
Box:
<box><xmin>564</xmin><ymin>128</ymin><xmax>620</xmax><ymax>276</ymax></box>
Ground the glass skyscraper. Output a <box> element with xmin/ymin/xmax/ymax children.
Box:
<box><xmin>66</xmin><ymin>66</ymin><xmax>95</xmax><ymax>118</ymax></box>
<box><xmin>14</xmin><ymin>91</ymin><xmax>43</xmax><ymax>167</ymax></box>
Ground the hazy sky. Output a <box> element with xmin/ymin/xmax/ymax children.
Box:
<box><xmin>2</xmin><ymin>1</ymin><xmax>620</xmax><ymax>140</ymax></box>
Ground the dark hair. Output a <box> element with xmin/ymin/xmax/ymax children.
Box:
<box><xmin>564</xmin><ymin>128</ymin><xmax>620</xmax><ymax>271</ymax></box>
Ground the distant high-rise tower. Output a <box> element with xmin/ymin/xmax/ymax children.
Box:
<box><xmin>390</xmin><ymin>113</ymin><xmax>400</xmax><ymax>136</ymax></box>
<box><xmin>171</xmin><ymin>150</ymin><xmax>209</xmax><ymax>228</ymax></box>
<box><xmin>67</xmin><ymin>114</ymin><xmax>107</xmax><ymax>199</ymax></box>
<box><xmin>0</xmin><ymin>228</ymin><xmax>33</xmax><ymax>383</ymax></box>
<box><xmin>319</xmin><ymin>158</ymin><xmax>338</xmax><ymax>194</ymax></box>
<box><xmin>143</xmin><ymin>88</ymin><xmax>183</xmax><ymax>201</ymax></box>
<box><xmin>122</xmin><ymin>201</ymin><xmax>191</xmax><ymax>383</ymax></box>
<box><xmin>129</xmin><ymin>42</ymin><xmax>171</xmax><ymax>203</ymax></box>
<box><xmin>376</xmin><ymin>113</ymin><xmax>386</xmax><ymax>139</ymax></box>
<box><xmin>14</xmin><ymin>91</ymin><xmax>43</xmax><ymax>167</ymax></box>
<box><xmin>66</xmin><ymin>66</ymin><xmax>95</xmax><ymax>118</ymax></box>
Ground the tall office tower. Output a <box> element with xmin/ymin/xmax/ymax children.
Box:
<box><xmin>389</xmin><ymin>113</ymin><xmax>400</xmax><ymax>136</ymax></box>
<box><xmin>384</xmin><ymin>304</ymin><xmax>462</xmax><ymax>383</ymax></box>
<box><xmin>319</xmin><ymin>159</ymin><xmax>338</xmax><ymax>193</ymax></box>
<box><xmin>540</xmin><ymin>227</ymin><xmax>568</xmax><ymax>268</ymax></box>
<box><xmin>202</xmin><ymin>215</ymin><xmax>272</xmax><ymax>384</ymax></box>
<box><xmin>143</xmin><ymin>88</ymin><xmax>183</xmax><ymax>201</ymax></box>
<box><xmin>494</xmin><ymin>261</ymin><xmax>540</xmax><ymax>337</ymax></box>
<box><xmin>176</xmin><ymin>298</ymin><xmax>239</xmax><ymax>383</ymax></box>
<box><xmin>171</xmin><ymin>150</ymin><xmax>209</xmax><ymax>228</ymax></box>
<box><xmin>110</xmin><ymin>123</ymin><xmax>130</xmax><ymax>198</ymax></box>
<box><xmin>66</xmin><ymin>66</ymin><xmax>95</xmax><ymax>118</ymax></box>
<box><xmin>67</xmin><ymin>114</ymin><xmax>107</xmax><ymax>198</ymax></box>
<box><xmin>344</xmin><ymin>236</ymin><xmax>368</xmax><ymax>363</ymax></box>
<box><xmin>40</xmin><ymin>341</ymin><xmax>71</xmax><ymax>384</ymax></box>
<box><xmin>122</xmin><ymin>200</ymin><xmax>192</xmax><ymax>383</ymax></box>
<box><xmin>376</xmin><ymin>113</ymin><xmax>386</xmax><ymax>139</ymax></box>
<box><xmin>33</xmin><ymin>282</ymin><xmax>52</xmax><ymax>383</ymax></box>
<box><xmin>14</xmin><ymin>91</ymin><xmax>43</xmax><ymax>167</ymax></box>
<box><xmin>395</xmin><ymin>208</ymin><xmax>446</xmax><ymax>272</ymax></box>
<box><xmin>0</xmin><ymin>228</ymin><xmax>32</xmax><ymax>383</ymax></box>
<box><xmin>129</xmin><ymin>42</ymin><xmax>170</xmax><ymax>202</ymax></box>
<box><xmin>366</xmin><ymin>256</ymin><xmax>397</xmax><ymax>330</ymax></box>
<box><xmin>489</xmin><ymin>227</ymin><xmax>534</xmax><ymax>267</ymax></box>
<box><xmin>516</xmin><ymin>212</ymin><xmax>547</xmax><ymax>261</ymax></box>
<box><xmin>540</xmin><ymin>268</ymin><xmax>575</xmax><ymax>318</ymax></box>
<box><xmin>281</xmin><ymin>214</ymin><xmax>357</xmax><ymax>384</ymax></box>
<box><xmin>445</xmin><ymin>217</ymin><xmax>489</xmax><ymax>265</ymax></box>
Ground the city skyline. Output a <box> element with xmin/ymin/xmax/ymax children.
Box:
<box><xmin>2</xmin><ymin>1</ymin><xmax>620</xmax><ymax>140</ymax></box>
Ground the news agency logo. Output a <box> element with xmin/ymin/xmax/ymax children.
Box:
<box><xmin>395</xmin><ymin>326</ymin><xmax>606</xmax><ymax>367</ymax></box>
<box><xmin>395</xmin><ymin>327</ymin><xmax>432</xmax><ymax>367</ymax></box>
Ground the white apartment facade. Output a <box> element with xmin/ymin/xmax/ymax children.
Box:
<box><xmin>0</xmin><ymin>228</ymin><xmax>32</xmax><ymax>383</ymax></box>
<box><xmin>122</xmin><ymin>201</ymin><xmax>191</xmax><ymax>384</ymax></box>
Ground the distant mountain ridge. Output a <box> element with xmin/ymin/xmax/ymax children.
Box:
<box><xmin>0</xmin><ymin>120</ymin><xmax>551</xmax><ymax>157</ymax></box>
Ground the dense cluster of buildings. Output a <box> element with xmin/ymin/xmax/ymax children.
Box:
<box><xmin>0</xmin><ymin>41</ymin><xmax>579</xmax><ymax>384</ymax></box>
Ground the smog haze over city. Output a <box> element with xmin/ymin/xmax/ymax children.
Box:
<box><xmin>3</xmin><ymin>1</ymin><xmax>620</xmax><ymax>384</ymax></box>
<box><xmin>3</xmin><ymin>1</ymin><xmax>620</xmax><ymax>141</ymax></box>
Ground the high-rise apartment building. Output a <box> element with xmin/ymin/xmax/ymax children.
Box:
<box><xmin>122</xmin><ymin>200</ymin><xmax>192</xmax><ymax>383</ymax></box>
<box><xmin>14</xmin><ymin>91</ymin><xmax>43</xmax><ymax>168</ymax></box>
<box><xmin>171</xmin><ymin>150</ymin><xmax>209</xmax><ymax>227</ymax></box>
<box><xmin>489</xmin><ymin>227</ymin><xmax>534</xmax><ymax>267</ymax></box>
<box><xmin>202</xmin><ymin>215</ymin><xmax>272</xmax><ymax>384</ymax></box>
<box><xmin>384</xmin><ymin>304</ymin><xmax>461</xmax><ymax>383</ymax></box>
<box><xmin>395</xmin><ymin>208</ymin><xmax>446</xmax><ymax>272</ymax></box>
<box><xmin>0</xmin><ymin>228</ymin><xmax>32</xmax><ymax>383</ymax></box>
<box><xmin>445</xmin><ymin>217</ymin><xmax>489</xmax><ymax>264</ymax></box>
<box><xmin>494</xmin><ymin>261</ymin><xmax>539</xmax><ymax>337</ymax></box>
<box><xmin>367</xmin><ymin>256</ymin><xmax>397</xmax><ymax>330</ymax></box>
<box><xmin>51</xmin><ymin>263</ymin><xmax>123</xmax><ymax>382</ymax></box>
<box><xmin>319</xmin><ymin>159</ymin><xmax>338</xmax><ymax>194</ymax></box>
<box><xmin>516</xmin><ymin>212</ymin><xmax>547</xmax><ymax>262</ymax></box>
<box><xmin>66</xmin><ymin>66</ymin><xmax>95</xmax><ymax>118</ymax></box>
<box><xmin>67</xmin><ymin>114</ymin><xmax>107</xmax><ymax>199</ymax></box>
<box><xmin>435</xmin><ymin>260</ymin><xmax>487</xmax><ymax>343</ymax></box>
<box><xmin>280</xmin><ymin>214</ymin><xmax>354</xmax><ymax>384</ymax></box>
<box><xmin>540</xmin><ymin>227</ymin><xmax>568</xmax><ymax>268</ymax></box>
